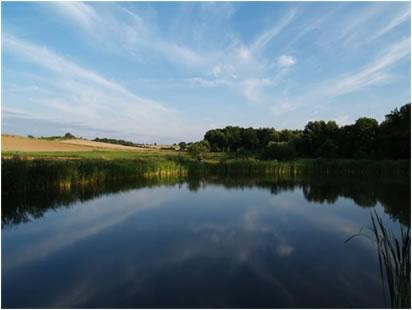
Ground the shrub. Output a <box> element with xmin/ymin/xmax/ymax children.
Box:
<box><xmin>261</xmin><ymin>142</ymin><xmax>296</xmax><ymax>161</ymax></box>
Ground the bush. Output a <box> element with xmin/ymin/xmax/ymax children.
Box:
<box><xmin>317</xmin><ymin>139</ymin><xmax>338</xmax><ymax>159</ymax></box>
<box><xmin>260</xmin><ymin>142</ymin><xmax>296</xmax><ymax>161</ymax></box>
<box><xmin>188</xmin><ymin>140</ymin><xmax>210</xmax><ymax>161</ymax></box>
<box><xmin>64</xmin><ymin>132</ymin><xmax>76</xmax><ymax>139</ymax></box>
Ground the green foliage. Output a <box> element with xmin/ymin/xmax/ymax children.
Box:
<box><xmin>178</xmin><ymin>142</ymin><xmax>187</xmax><ymax>151</ymax></box>
<box><xmin>379</xmin><ymin>104</ymin><xmax>411</xmax><ymax>159</ymax></box>
<box><xmin>39</xmin><ymin>133</ymin><xmax>78</xmax><ymax>140</ymax></box>
<box><xmin>64</xmin><ymin>132</ymin><xmax>75</xmax><ymax>139</ymax></box>
<box><xmin>187</xmin><ymin>140</ymin><xmax>210</xmax><ymax>161</ymax></box>
<box><xmin>303</xmin><ymin>120</ymin><xmax>338</xmax><ymax>157</ymax></box>
<box><xmin>317</xmin><ymin>139</ymin><xmax>338</xmax><ymax>159</ymax></box>
<box><xmin>93</xmin><ymin>137</ymin><xmax>140</xmax><ymax>147</ymax></box>
<box><xmin>261</xmin><ymin>142</ymin><xmax>296</xmax><ymax>161</ymax></box>
<box><xmin>203</xmin><ymin>103</ymin><xmax>411</xmax><ymax>160</ymax></box>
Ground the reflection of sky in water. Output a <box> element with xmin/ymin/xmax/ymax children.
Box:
<box><xmin>2</xmin><ymin>182</ymin><xmax>405</xmax><ymax>308</ymax></box>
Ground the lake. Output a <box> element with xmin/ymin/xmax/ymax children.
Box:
<box><xmin>2</xmin><ymin>175</ymin><xmax>410</xmax><ymax>308</ymax></box>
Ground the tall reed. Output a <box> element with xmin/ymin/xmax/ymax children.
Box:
<box><xmin>346</xmin><ymin>210</ymin><xmax>410</xmax><ymax>308</ymax></box>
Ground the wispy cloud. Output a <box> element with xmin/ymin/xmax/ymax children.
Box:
<box><xmin>277</xmin><ymin>55</ymin><xmax>296</xmax><ymax>67</ymax></box>
<box><xmin>366</xmin><ymin>9</ymin><xmax>410</xmax><ymax>43</ymax></box>
<box><xmin>3</xmin><ymin>2</ymin><xmax>409</xmax><ymax>138</ymax></box>
<box><xmin>48</xmin><ymin>2</ymin><xmax>299</xmax><ymax>104</ymax></box>
<box><xmin>270</xmin><ymin>37</ymin><xmax>410</xmax><ymax>115</ymax></box>
<box><xmin>341</xmin><ymin>4</ymin><xmax>410</xmax><ymax>47</ymax></box>
<box><xmin>251</xmin><ymin>9</ymin><xmax>296</xmax><ymax>53</ymax></box>
<box><xmin>55</xmin><ymin>2</ymin><xmax>99</xmax><ymax>31</ymax></box>
<box><xmin>3</xmin><ymin>34</ymin><xmax>197</xmax><ymax>142</ymax></box>
<box><xmin>321</xmin><ymin>37</ymin><xmax>410</xmax><ymax>97</ymax></box>
<box><xmin>51</xmin><ymin>2</ymin><xmax>207</xmax><ymax>67</ymax></box>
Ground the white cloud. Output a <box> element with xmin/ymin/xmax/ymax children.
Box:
<box><xmin>55</xmin><ymin>2</ymin><xmax>99</xmax><ymax>31</ymax></box>
<box><xmin>366</xmin><ymin>9</ymin><xmax>410</xmax><ymax>43</ymax></box>
<box><xmin>3</xmin><ymin>34</ymin><xmax>197</xmax><ymax>142</ymax></box>
<box><xmin>50</xmin><ymin>2</ymin><xmax>207</xmax><ymax>68</ymax></box>
<box><xmin>189</xmin><ymin>77</ymin><xmax>232</xmax><ymax>88</ymax></box>
<box><xmin>276</xmin><ymin>244</ymin><xmax>295</xmax><ymax>256</ymax></box>
<box><xmin>251</xmin><ymin>9</ymin><xmax>296</xmax><ymax>53</ymax></box>
<box><xmin>48</xmin><ymin>2</ymin><xmax>297</xmax><ymax>105</ymax></box>
<box><xmin>270</xmin><ymin>37</ymin><xmax>410</xmax><ymax>115</ymax></box>
<box><xmin>277</xmin><ymin>55</ymin><xmax>296</xmax><ymax>67</ymax></box>
<box><xmin>237</xmin><ymin>46</ymin><xmax>253</xmax><ymax>62</ymax></box>
<box><xmin>341</xmin><ymin>4</ymin><xmax>410</xmax><ymax>47</ymax></box>
<box><xmin>321</xmin><ymin>37</ymin><xmax>410</xmax><ymax>97</ymax></box>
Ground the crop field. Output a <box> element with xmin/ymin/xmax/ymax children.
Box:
<box><xmin>1</xmin><ymin>135</ymin><xmax>149</xmax><ymax>152</ymax></box>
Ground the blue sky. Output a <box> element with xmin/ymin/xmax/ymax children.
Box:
<box><xmin>2</xmin><ymin>1</ymin><xmax>411</xmax><ymax>143</ymax></box>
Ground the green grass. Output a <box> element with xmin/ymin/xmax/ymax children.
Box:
<box><xmin>2</xmin><ymin>149</ymin><xmax>410</xmax><ymax>171</ymax></box>
<box><xmin>1</xmin><ymin>149</ymin><xmax>231</xmax><ymax>162</ymax></box>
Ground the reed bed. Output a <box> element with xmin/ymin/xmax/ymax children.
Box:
<box><xmin>346</xmin><ymin>211</ymin><xmax>410</xmax><ymax>308</ymax></box>
<box><xmin>2</xmin><ymin>157</ymin><xmax>409</xmax><ymax>194</ymax></box>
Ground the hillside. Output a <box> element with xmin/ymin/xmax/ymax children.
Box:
<box><xmin>1</xmin><ymin>135</ymin><xmax>148</xmax><ymax>152</ymax></box>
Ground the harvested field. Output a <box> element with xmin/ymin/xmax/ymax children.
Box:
<box><xmin>60</xmin><ymin>139</ymin><xmax>147</xmax><ymax>151</ymax></box>
<box><xmin>1</xmin><ymin>135</ymin><xmax>146</xmax><ymax>152</ymax></box>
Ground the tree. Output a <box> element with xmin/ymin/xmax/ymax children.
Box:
<box><xmin>303</xmin><ymin>121</ymin><xmax>338</xmax><ymax>157</ymax></box>
<box><xmin>64</xmin><ymin>132</ymin><xmax>75</xmax><ymax>139</ymax></box>
<box><xmin>178</xmin><ymin>142</ymin><xmax>187</xmax><ymax>151</ymax></box>
<box><xmin>353</xmin><ymin>117</ymin><xmax>379</xmax><ymax>157</ymax></box>
<box><xmin>204</xmin><ymin>129</ymin><xmax>228</xmax><ymax>151</ymax></box>
<box><xmin>225</xmin><ymin>126</ymin><xmax>243</xmax><ymax>152</ymax></box>
<box><xmin>188</xmin><ymin>140</ymin><xmax>210</xmax><ymax>161</ymax></box>
<box><xmin>261</xmin><ymin>142</ymin><xmax>296</xmax><ymax>161</ymax></box>
<box><xmin>379</xmin><ymin>103</ymin><xmax>411</xmax><ymax>159</ymax></box>
<box><xmin>197</xmin><ymin>103</ymin><xmax>410</xmax><ymax>160</ymax></box>
<box><xmin>241</xmin><ymin>127</ymin><xmax>259</xmax><ymax>150</ymax></box>
<box><xmin>317</xmin><ymin>139</ymin><xmax>338</xmax><ymax>159</ymax></box>
<box><xmin>256</xmin><ymin>128</ymin><xmax>279</xmax><ymax>147</ymax></box>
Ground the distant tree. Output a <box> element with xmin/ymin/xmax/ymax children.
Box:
<box><xmin>178</xmin><ymin>142</ymin><xmax>187</xmax><ymax>151</ymax></box>
<box><xmin>256</xmin><ymin>128</ymin><xmax>279</xmax><ymax>147</ymax></box>
<box><xmin>261</xmin><ymin>142</ymin><xmax>296</xmax><ymax>161</ymax></box>
<box><xmin>27</xmin><ymin>135</ymin><xmax>34</xmax><ymax>139</ymax></box>
<box><xmin>204</xmin><ymin>129</ymin><xmax>228</xmax><ymax>151</ymax></box>
<box><xmin>303</xmin><ymin>121</ymin><xmax>338</xmax><ymax>157</ymax></box>
<box><xmin>353</xmin><ymin>117</ymin><xmax>379</xmax><ymax>156</ymax></box>
<box><xmin>64</xmin><ymin>132</ymin><xmax>75</xmax><ymax>139</ymax></box>
<box><xmin>225</xmin><ymin>126</ymin><xmax>243</xmax><ymax>152</ymax></box>
<box><xmin>197</xmin><ymin>103</ymin><xmax>410</xmax><ymax>160</ymax></box>
<box><xmin>317</xmin><ymin>139</ymin><xmax>338</xmax><ymax>159</ymax></box>
<box><xmin>379</xmin><ymin>103</ymin><xmax>411</xmax><ymax>159</ymax></box>
<box><xmin>188</xmin><ymin>140</ymin><xmax>210</xmax><ymax>161</ymax></box>
<box><xmin>241</xmin><ymin>127</ymin><xmax>259</xmax><ymax>150</ymax></box>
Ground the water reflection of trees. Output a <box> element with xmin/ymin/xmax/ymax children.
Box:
<box><xmin>2</xmin><ymin>174</ymin><xmax>409</xmax><ymax>227</ymax></box>
<box><xmin>2</xmin><ymin>176</ymin><xmax>186</xmax><ymax>227</ymax></box>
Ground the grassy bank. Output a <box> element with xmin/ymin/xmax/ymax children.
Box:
<box><xmin>2</xmin><ymin>151</ymin><xmax>410</xmax><ymax>193</ymax></box>
<box><xmin>1</xmin><ymin>148</ymin><xmax>408</xmax><ymax>196</ymax></box>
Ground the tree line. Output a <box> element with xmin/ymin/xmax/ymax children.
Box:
<box><xmin>190</xmin><ymin>103</ymin><xmax>410</xmax><ymax>160</ymax></box>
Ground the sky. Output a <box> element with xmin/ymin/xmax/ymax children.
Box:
<box><xmin>2</xmin><ymin>1</ymin><xmax>411</xmax><ymax>144</ymax></box>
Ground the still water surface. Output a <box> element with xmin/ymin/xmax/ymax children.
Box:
<box><xmin>2</xmin><ymin>176</ymin><xmax>409</xmax><ymax>308</ymax></box>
